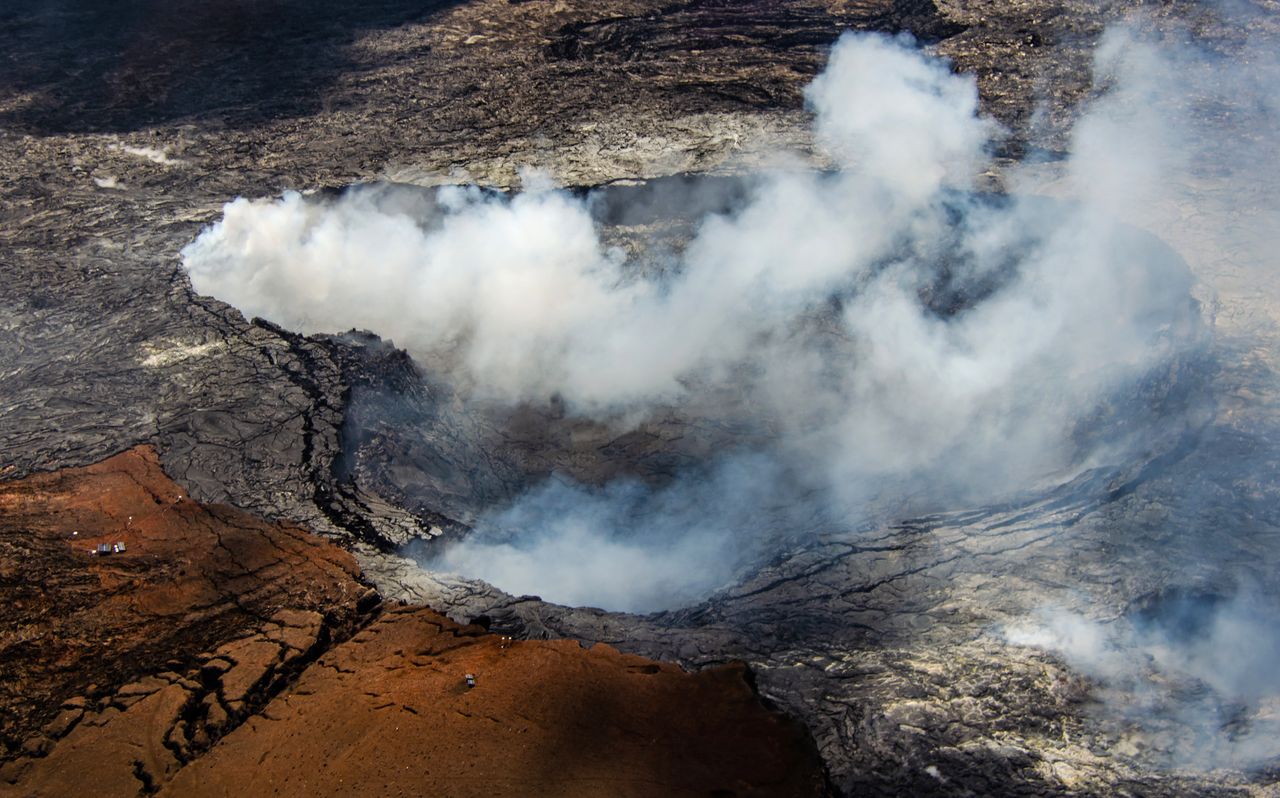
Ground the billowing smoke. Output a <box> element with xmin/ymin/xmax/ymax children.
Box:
<box><xmin>183</xmin><ymin>31</ymin><xmax>1205</xmax><ymax>611</ymax></box>
<box><xmin>425</xmin><ymin>454</ymin><xmax>795</xmax><ymax>612</ymax></box>
<box><xmin>182</xmin><ymin>33</ymin><xmax>1011</xmax><ymax>416</ymax></box>
<box><xmin>1004</xmin><ymin>13</ymin><xmax>1280</xmax><ymax>770</ymax></box>
<box><xmin>1004</xmin><ymin>589</ymin><xmax>1280</xmax><ymax>769</ymax></box>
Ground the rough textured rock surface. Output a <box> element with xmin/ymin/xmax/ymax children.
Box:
<box><xmin>160</xmin><ymin>606</ymin><xmax>829</xmax><ymax>798</ymax></box>
<box><xmin>0</xmin><ymin>445</ymin><xmax>368</xmax><ymax>759</ymax></box>
<box><xmin>4</xmin><ymin>1</ymin><xmax>1280</xmax><ymax>796</ymax></box>
<box><xmin>376</xmin><ymin>446</ymin><xmax>1279</xmax><ymax>797</ymax></box>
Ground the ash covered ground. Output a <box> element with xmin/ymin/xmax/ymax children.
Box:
<box><xmin>4</xmin><ymin>0</ymin><xmax>1280</xmax><ymax>795</ymax></box>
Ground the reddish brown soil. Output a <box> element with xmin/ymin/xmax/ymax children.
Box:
<box><xmin>161</xmin><ymin>605</ymin><xmax>828</xmax><ymax>798</ymax></box>
<box><xmin>0</xmin><ymin>446</ymin><xmax>368</xmax><ymax>758</ymax></box>
<box><xmin>0</xmin><ymin>449</ymin><xmax>830</xmax><ymax>797</ymax></box>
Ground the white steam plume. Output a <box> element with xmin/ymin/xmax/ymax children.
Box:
<box><xmin>183</xmin><ymin>34</ymin><xmax>1005</xmax><ymax>414</ymax></box>
<box><xmin>183</xmin><ymin>31</ymin><xmax>1205</xmax><ymax>611</ymax></box>
<box><xmin>1003</xmin><ymin>12</ymin><xmax>1280</xmax><ymax>770</ymax></box>
<box><xmin>1004</xmin><ymin>591</ymin><xmax>1280</xmax><ymax>769</ymax></box>
<box><xmin>426</xmin><ymin>454</ymin><xmax>788</xmax><ymax>612</ymax></box>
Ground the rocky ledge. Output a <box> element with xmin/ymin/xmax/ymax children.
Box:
<box><xmin>0</xmin><ymin>450</ymin><xmax>830</xmax><ymax>797</ymax></box>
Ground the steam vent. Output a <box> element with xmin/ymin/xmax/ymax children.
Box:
<box><xmin>3</xmin><ymin>1</ymin><xmax>1280</xmax><ymax>796</ymax></box>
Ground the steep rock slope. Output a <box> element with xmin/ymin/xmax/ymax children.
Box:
<box><xmin>0</xmin><ymin>445</ymin><xmax>368</xmax><ymax>758</ymax></box>
<box><xmin>161</xmin><ymin>606</ymin><xmax>828</xmax><ymax>798</ymax></box>
<box><xmin>0</xmin><ymin>451</ymin><xmax>831</xmax><ymax>797</ymax></box>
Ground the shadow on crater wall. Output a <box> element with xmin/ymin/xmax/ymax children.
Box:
<box><xmin>0</xmin><ymin>0</ymin><xmax>461</xmax><ymax>133</ymax></box>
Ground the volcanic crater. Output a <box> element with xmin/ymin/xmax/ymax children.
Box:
<box><xmin>4</xmin><ymin>0</ymin><xmax>1280</xmax><ymax>796</ymax></box>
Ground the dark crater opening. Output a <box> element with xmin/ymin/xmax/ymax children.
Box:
<box><xmin>1128</xmin><ymin>588</ymin><xmax>1231</xmax><ymax>644</ymax></box>
<box><xmin>264</xmin><ymin>173</ymin><xmax>1214</xmax><ymax>610</ymax></box>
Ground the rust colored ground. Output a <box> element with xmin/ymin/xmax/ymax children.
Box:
<box><xmin>0</xmin><ymin>446</ymin><xmax>366</xmax><ymax>755</ymax></box>
<box><xmin>0</xmin><ymin>448</ymin><xmax>829</xmax><ymax>797</ymax></box>
<box><xmin>163</xmin><ymin>605</ymin><xmax>829</xmax><ymax>798</ymax></box>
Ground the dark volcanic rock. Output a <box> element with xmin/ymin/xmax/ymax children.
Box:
<box><xmin>379</xmin><ymin>429</ymin><xmax>1280</xmax><ymax>796</ymax></box>
<box><xmin>545</xmin><ymin>0</ymin><xmax>966</xmax><ymax>109</ymax></box>
<box><xmin>0</xmin><ymin>0</ymin><xmax>463</xmax><ymax>134</ymax></box>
